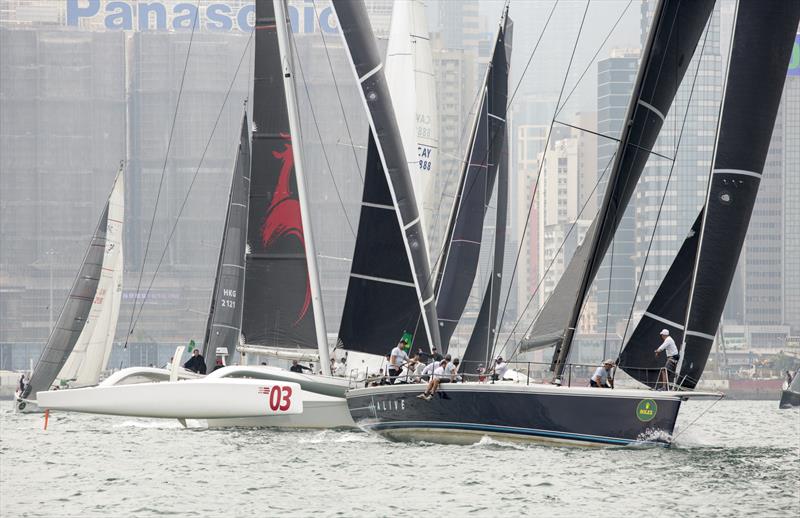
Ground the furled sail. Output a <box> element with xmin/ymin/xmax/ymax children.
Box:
<box><xmin>242</xmin><ymin>0</ymin><xmax>317</xmax><ymax>349</ymax></box>
<box><xmin>203</xmin><ymin>114</ymin><xmax>250</xmax><ymax>373</ymax></box>
<box><xmin>333</xmin><ymin>0</ymin><xmax>440</xmax><ymax>355</ymax></box>
<box><xmin>22</xmin><ymin>169</ymin><xmax>123</xmax><ymax>399</ymax></box>
<box><xmin>434</xmin><ymin>7</ymin><xmax>511</xmax><ymax>352</ymax></box>
<box><xmin>518</xmin><ymin>0</ymin><xmax>715</xmax><ymax>374</ymax></box>
<box><xmin>385</xmin><ymin>0</ymin><xmax>438</xmax><ymax>259</ymax></box>
<box><xmin>56</xmin><ymin>170</ymin><xmax>124</xmax><ymax>387</ymax></box>
<box><xmin>619</xmin><ymin>0</ymin><xmax>800</xmax><ymax>389</ymax></box>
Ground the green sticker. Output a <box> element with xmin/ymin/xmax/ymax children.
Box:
<box><xmin>636</xmin><ymin>399</ymin><xmax>658</xmax><ymax>422</ymax></box>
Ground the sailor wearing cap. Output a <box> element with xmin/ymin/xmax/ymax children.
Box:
<box><xmin>589</xmin><ymin>359</ymin><xmax>615</xmax><ymax>388</ymax></box>
<box><xmin>655</xmin><ymin>329</ymin><xmax>679</xmax><ymax>388</ymax></box>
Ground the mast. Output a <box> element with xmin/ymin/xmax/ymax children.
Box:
<box><xmin>546</xmin><ymin>0</ymin><xmax>715</xmax><ymax>380</ymax></box>
<box><xmin>273</xmin><ymin>0</ymin><xmax>330</xmax><ymax>375</ymax></box>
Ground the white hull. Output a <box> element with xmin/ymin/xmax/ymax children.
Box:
<box><xmin>36</xmin><ymin>377</ymin><xmax>303</xmax><ymax>419</ymax></box>
<box><xmin>208</xmin><ymin>392</ymin><xmax>353</xmax><ymax>429</ymax></box>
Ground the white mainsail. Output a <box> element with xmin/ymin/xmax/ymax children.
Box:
<box><xmin>57</xmin><ymin>171</ymin><xmax>124</xmax><ymax>387</ymax></box>
<box><xmin>385</xmin><ymin>0</ymin><xmax>438</xmax><ymax>259</ymax></box>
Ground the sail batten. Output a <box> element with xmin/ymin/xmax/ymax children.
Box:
<box><xmin>333</xmin><ymin>0</ymin><xmax>440</xmax><ymax>355</ymax></box>
<box><xmin>620</xmin><ymin>0</ymin><xmax>800</xmax><ymax>389</ymax></box>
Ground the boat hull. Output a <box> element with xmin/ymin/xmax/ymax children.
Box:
<box><xmin>778</xmin><ymin>389</ymin><xmax>800</xmax><ymax>409</ymax></box>
<box><xmin>346</xmin><ymin>383</ymin><xmax>682</xmax><ymax>446</ymax></box>
<box><xmin>208</xmin><ymin>393</ymin><xmax>353</xmax><ymax>428</ymax></box>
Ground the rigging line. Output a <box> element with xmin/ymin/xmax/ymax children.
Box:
<box><xmin>310</xmin><ymin>0</ymin><xmax>364</xmax><ymax>183</ymax></box>
<box><xmin>669</xmin><ymin>394</ymin><xmax>724</xmax><ymax>442</ymax></box>
<box><xmin>129</xmin><ymin>32</ymin><xmax>254</xmax><ymax>333</ymax></box>
<box><xmin>492</xmin><ymin>0</ymin><xmax>591</xmax><ymax>359</ymax></box>
<box><xmin>125</xmin><ymin>0</ymin><xmax>201</xmax><ymax>346</ymax></box>
<box><xmin>553</xmin><ymin>121</ymin><xmax>678</xmax><ymax>163</ymax></box>
<box><xmin>602</xmin><ymin>234</ymin><xmax>615</xmax><ymax>360</ymax></box>
<box><xmin>676</xmin><ymin>4</ymin><xmax>735</xmax><ymax>387</ymax></box>
<box><xmin>556</xmin><ymin>0</ymin><xmax>633</xmax><ymax>116</ymax></box>
<box><xmin>615</xmin><ymin>13</ymin><xmax>713</xmax><ymax>363</ymax></box>
<box><xmin>426</xmin><ymin>0</ymin><xmax>560</xmax><ymax>299</ymax></box>
<box><xmin>496</xmin><ymin>151</ymin><xmax>616</xmax><ymax>360</ymax></box>
<box><xmin>428</xmin><ymin>0</ymin><xmax>559</xmax><ymax>274</ymax></box>
<box><xmin>289</xmin><ymin>22</ymin><xmax>357</xmax><ymax>238</ymax></box>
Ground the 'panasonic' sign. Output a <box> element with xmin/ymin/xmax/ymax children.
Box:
<box><xmin>66</xmin><ymin>1</ymin><xmax>338</xmax><ymax>33</ymax></box>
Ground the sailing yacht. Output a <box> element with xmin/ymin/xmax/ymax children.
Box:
<box><xmin>17</xmin><ymin>166</ymin><xmax>125</xmax><ymax>413</ymax></box>
<box><xmin>344</xmin><ymin>0</ymin><xmax>800</xmax><ymax>446</ymax></box>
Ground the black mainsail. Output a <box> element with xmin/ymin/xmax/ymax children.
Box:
<box><xmin>619</xmin><ymin>0</ymin><xmax>800</xmax><ymax>389</ymax></box>
<box><xmin>519</xmin><ymin>0</ymin><xmax>715</xmax><ymax>379</ymax></box>
<box><xmin>434</xmin><ymin>8</ymin><xmax>511</xmax><ymax>352</ymax></box>
<box><xmin>333</xmin><ymin>0</ymin><xmax>440</xmax><ymax>355</ymax></box>
<box><xmin>242</xmin><ymin>0</ymin><xmax>317</xmax><ymax>349</ymax></box>
<box><xmin>22</xmin><ymin>180</ymin><xmax>115</xmax><ymax>399</ymax></box>
<box><xmin>202</xmin><ymin>114</ymin><xmax>250</xmax><ymax>373</ymax></box>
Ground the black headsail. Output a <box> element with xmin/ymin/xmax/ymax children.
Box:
<box><xmin>619</xmin><ymin>0</ymin><xmax>800</xmax><ymax>389</ymax></box>
<box><xmin>202</xmin><ymin>114</ymin><xmax>250</xmax><ymax>373</ymax></box>
<box><xmin>22</xmin><ymin>183</ymin><xmax>113</xmax><ymax>399</ymax></box>
<box><xmin>434</xmin><ymin>7</ymin><xmax>511</xmax><ymax>352</ymax></box>
<box><xmin>333</xmin><ymin>0</ymin><xmax>440</xmax><ymax>355</ymax></box>
<box><xmin>242</xmin><ymin>0</ymin><xmax>317</xmax><ymax>349</ymax></box>
<box><xmin>518</xmin><ymin>0</ymin><xmax>715</xmax><ymax>380</ymax></box>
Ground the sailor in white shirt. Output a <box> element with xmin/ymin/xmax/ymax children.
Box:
<box><xmin>389</xmin><ymin>340</ymin><xmax>409</xmax><ymax>382</ymax></box>
<box><xmin>418</xmin><ymin>359</ymin><xmax>450</xmax><ymax>400</ymax></box>
<box><xmin>589</xmin><ymin>360</ymin><xmax>615</xmax><ymax>388</ymax></box>
<box><xmin>655</xmin><ymin>328</ymin><xmax>680</xmax><ymax>388</ymax></box>
<box><xmin>492</xmin><ymin>356</ymin><xmax>509</xmax><ymax>381</ymax></box>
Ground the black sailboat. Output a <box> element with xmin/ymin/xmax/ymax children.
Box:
<box><xmin>334</xmin><ymin>0</ymin><xmax>440</xmax><ymax>356</ymax></box>
<box><xmin>345</xmin><ymin>0</ymin><xmax>800</xmax><ymax>446</ymax></box>
<box><xmin>779</xmin><ymin>369</ymin><xmax>800</xmax><ymax>409</ymax></box>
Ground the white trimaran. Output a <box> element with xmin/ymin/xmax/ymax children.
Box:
<box><xmin>37</xmin><ymin>0</ymin><xmax>439</xmax><ymax>428</ymax></box>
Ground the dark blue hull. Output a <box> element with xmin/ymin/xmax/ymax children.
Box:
<box><xmin>346</xmin><ymin>383</ymin><xmax>683</xmax><ymax>446</ymax></box>
<box><xmin>779</xmin><ymin>389</ymin><xmax>800</xmax><ymax>409</ymax></box>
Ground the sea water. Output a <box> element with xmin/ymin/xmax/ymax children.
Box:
<box><xmin>1</xmin><ymin>400</ymin><xmax>798</xmax><ymax>517</ymax></box>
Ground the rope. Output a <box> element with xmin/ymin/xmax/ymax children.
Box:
<box><xmin>124</xmin><ymin>0</ymin><xmax>201</xmax><ymax>347</ymax></box>
<box><xmin>670</xmin><ymin>394</ymin><xmax>725</xmax><ymax>442</ymax></box>
<box><xmin>128</xmin><ymin>32</ymin><xmax>254</xmax><ymax>334</ymax></box>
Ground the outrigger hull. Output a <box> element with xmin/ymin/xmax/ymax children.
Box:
<box><xmin>346</xmin><ymin>383</ymin><xmax>684</xmax><ymax>447</ymax></box>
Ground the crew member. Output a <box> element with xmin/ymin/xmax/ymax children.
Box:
<box><xmin>655</xmin><ymin>328</ymin><xmax>679</xmax><ymax>388</ymax></box>
<box><xmin>290</xmin><ymin>360</ymin><xmax>312</xmax><ymax>373</ymax></box>
<box><xmin>590</xmin><ymin>359</ymin><xmax>615</xmax><ymax>388</ymax></box>
<box><xmin>388</xmin><ymin>339</ymin><xmax>409</xmax><ymax>382</ymax></box>
<box><xmin>183</xmin><ymin>349</ymin><xmax>207</xmax><ymax>374</ymax></box>
<box><xmin>417</xmin><ymin>359</ymin><xmax>450</xmax><ymax>400</ymax></box>
<box><xmin>491</xmin><ymin>356</ymin><xmax>508</xmax><ymax>381</ymax></box>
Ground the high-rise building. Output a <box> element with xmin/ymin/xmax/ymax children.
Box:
<box><xmin>596</xmin><ymin>48</ymin><xmax>638</xmax><ymax>338</ymax></box>
<box><xmin>437</xmin><ymin>0</ymin><xmax>480</xmax><ymax>53</ymax></box>
<box><xmin>782</xmin><ymin>36</ymin><xmax>800</xmax><ymax>335</ymax></box>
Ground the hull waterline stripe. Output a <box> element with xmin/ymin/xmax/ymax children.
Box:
<box><xmin>351</xmin><ymin>273</ymin><xmax>415</xmax><ymax>288</ymax></box>
<box><xmin>685</xmin><ymin>330</ymin><xmax>715</xmax><ymax>341</ymax></box>
<box><xmin>643</xmin><ymin>311</ymin><xmax>685</xmax><ymax>331</ymax></box>
<box><xmin>712</xmin><ymin>168</ymin><xmax>762</xmax><ymax>180</ymax></box>
<box><xmin>359</xmin><ymin>63</ymin><xmax>383</xmax><ymax>83</ymax></box>
<box><xmin>363</xmin><ymin>420</ymin><xmax>669</xmax><ymax>446</ymax></box>
<box><xmin>637</xmin><ymin>99</ymin><xmax>665</xmax><ymax>121</ymax></box>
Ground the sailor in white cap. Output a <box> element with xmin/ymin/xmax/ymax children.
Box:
<box><xmin>589</xmin><ymin>359</ymin><xmax>615</xmax><ymax>388</ymax></box>
<box><xmin>655</xmin><ymin>329</ymin><xmax>679</xmax><ymax>388</ymax></box>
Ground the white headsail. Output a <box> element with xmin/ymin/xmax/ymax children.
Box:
<box><xmin>57</xmin><ymin>171</ymin><xmax>124</xmax><ymax>387</ymax></box>
<box><xmin>385</xmin><ymin>0</ymin><xmax>438</xmax><ymax>259</ymax></box>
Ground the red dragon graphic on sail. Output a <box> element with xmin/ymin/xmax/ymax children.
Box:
<box><xmin>260</xmin><ymin>133</ymin><xmax>311</xmax><ymax>324</ymax></box>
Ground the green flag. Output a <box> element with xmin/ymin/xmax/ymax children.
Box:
<box><xmin>188</xmin><ymin>339</ymin><xmax>196</xmax><ymax>352</ymax></box>
<box><xmin>401</xmin><ymin>332</ymin><xmax>413</xmax><ymax>351</ymax></box>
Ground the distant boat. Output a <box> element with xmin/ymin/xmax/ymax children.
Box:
<box><xmin>779</xmin><ymin>369</ymin><xmax>800</xmax><ymax>409</ymax></box>
<box><xmin>344</xmin><ymin>0</ymin><xmax>800</xmax><ymax>446</ymax></box>
<box><xmin>17</xmin><ymin>166</ymin><xmax>124</xmax><ymax>413</ymax></box>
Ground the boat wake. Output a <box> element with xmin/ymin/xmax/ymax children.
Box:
<box><xmin>467</xmin><ymin>435</ymin><xmax>526</xmax><ymax>451</ymax></box>
<box><xmin>112</xmin><ymin>419</ymin><xmax>201</xmax><ymax>430</ymax></box>
<box><xmin>298</xmin><ymin>430</ymin><xmax>381</xmax><ymax>444</ymax></box>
